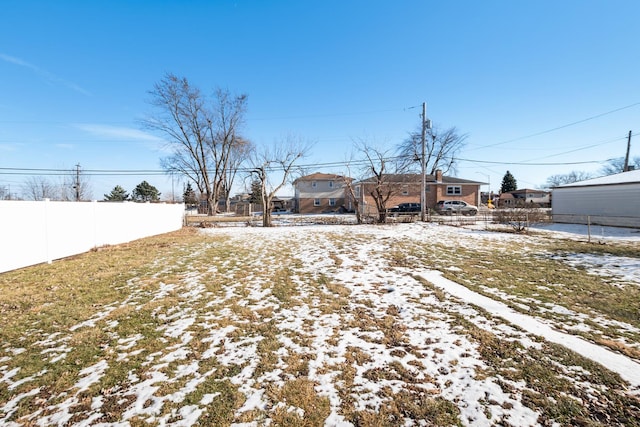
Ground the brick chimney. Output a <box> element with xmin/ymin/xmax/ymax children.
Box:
<box><xmin>435</xmin><ymin>169</ymin><xmax>443</xmax><ymax>182</ymax></box>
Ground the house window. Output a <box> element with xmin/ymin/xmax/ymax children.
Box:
<box><xmin>314</xmin><ymin>198</ymin><xmax>321</xmax><ymax>206</ymax></box>
<box><xmin>328</xmin><ymin>180</ymin><xmax>334</xmax><ymax>188</ymax></box>
<box><xmin>312</xmin><ymin>181</ymin><xmax>317</xmax><ymax>188</ymax></box>
<box><xmin>402</xmin><ymin>185</ymin><xmax>409</xmax><ymax>196</ymax></box>
<box><xmin>355</xmin><ymin>186</ymin><xmax>361</xmax><ymax>197</ymax></box>
<box><xmin>446</xmin><ymin>186</ymin><xmax>461</xmax><ymax>195</ymax></box>
<box><xmin>329</xmin><ymin>198</ymin><xmax>336</xmax><ymax>206</ymax></box>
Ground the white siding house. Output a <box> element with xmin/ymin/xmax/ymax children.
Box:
<box><xmin>552</xmin><ymin>169</ymin><xmax>640</xmax><ymax>228</ymax></box>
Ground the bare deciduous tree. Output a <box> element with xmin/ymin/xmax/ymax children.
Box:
<box><xmin>144</xmin><ymin>73</ymin><xmax>250</xmax><ymax>215</ymax></box>
<box><xmin>209</xmin><ymin>89</ymin><xmax>251</xmax><ymax>213</ymax></box>
<box><xmin>222</xmin><ymin>136</ymin><xmax>253</xmax><ymax>212</ymax></box>
<box><xmin>544</xmin><ymin>171</ymin><xmax>593</xmax><ymax>188</ymax></box>
<box><xmin>355</xmin><ymin>140</ymin><xmax>401</xmax><ymax>224</ymax></box>
<box><xmin>600</xmin><ymin>156</ymin><xmax>640</xmax><ymax>176</ymax></box>
<box><xmin>396</xmin><ymin>125</ymin><xmax>467</xmax><ymax>175</ymax></box>
<box><xmin>22</xmin><ymin>176</ymin><xmax>55</xmax><ymax>201</ymax></box>
<box><xmin>250</xmin><ymin>136</ymin><xmax>312</xmax><ymax>227</ymax></box>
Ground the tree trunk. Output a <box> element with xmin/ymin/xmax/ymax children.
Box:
<box><xmin>377</xmin><ymin>209</ymin><xmax>387</xmax><ymax>224</ymax></box>
<box><xmin>261</xmin><ymin>181</ymin><xmax>272</xmax><ymax>227</ymax></box>
<box><xmin>263</xmin><ymin>210</ymin><xmax>272</xmax><ymax>227</ymax></box>
<box><xmin>207</xmin><ymin>193</ymin><xmax>216</xmax><ymax>216</ymax></box>
<box><xmin>262</xmin><ymin>201</ymin><xmax>272</xmax><ymax>227</ymax></box>
<box><xmin>354</xmin><ymin>202</ymin><xmax>363</xmax><ymax>224</ymax></box>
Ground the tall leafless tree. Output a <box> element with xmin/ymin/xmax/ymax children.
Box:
<box><xmin>222</xmin><ymin>136</ymin><xmax>253</xmax><ymax>212</ymax></box>
<box><xmin>354</xmin><ymin>140</ymin><xmax>402</xmax><ymax>224</ymax></box>
<box><xmin>250</xmin><ymin>136</ymin><xmax>312</xmax><ymax>227</ymax></box>
<box><xmin>600</xmin><ymin>156</ymin><xmax>640</xmax><ymax>176</ymax></box>
<box><xmin>209</xmin><ymin>89</ymin><xmax>251</xmax><ymax>213</ymax></box>
<box><xmin>22</xmin><ymin>176</ymin><xmax>55</xmax><ymax>201</ymax></box>
<box><xmin>144</xmin><ymin>73</ymin><xmax>250</xmax><ymax>215</ymax></box>
<box><xmin>396</xmin><ymin>125</ymin><xmax>467</xmax><ymax>175</ymax></box>
<box><xmin>544</xmin><ymin>171</ymin><xmax>593</xmax><ymax>188</ymax></box>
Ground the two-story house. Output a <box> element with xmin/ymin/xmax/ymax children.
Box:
<box><xmin>355</xmin><ymin>170</ymin><xmax>483</xmax><ymax>217</ymax></box>
<box><xmin>293</xmin><ymin>173</ymin><xmax>353</xmax><ymax>214</ymax></box>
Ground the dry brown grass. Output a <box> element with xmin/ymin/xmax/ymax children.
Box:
<box><xmin>389</xmin><ymin>235</ymin><xmax>640</xmax><ymax>349</ymax></box>
<box><xmin>3</xmin><ymin>225</ymin><xmax>640</xmax><ymax>426</ymax></box>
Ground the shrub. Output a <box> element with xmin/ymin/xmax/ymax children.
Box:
<box><xmin>494</xmin><ymin>203</ymin><xmax>550</xmax><ymax>232</ymax></box>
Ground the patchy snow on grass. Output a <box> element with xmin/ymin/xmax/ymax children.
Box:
<box><xmin>1</xmin><ymin>220</ymin><xmax>639</xmax><ymax>426</ymax></box>
<box><xmin>419</xmin><ymin>270</ymin><xmax>640</xmax><ymax>388</ymax></box>
<box><xmin>551</xmin><ymin>252</ymin><xmax>640</xmax><ymax>287</ymax></box>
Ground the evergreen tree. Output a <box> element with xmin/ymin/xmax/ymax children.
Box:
<box><xmin>183</xmin><ymin>182</ymin><xmax>198</xmax><ymax>206</ymax></box>
<box><xmin>132</xmin><ymin>181</ymin><xmax>161</xmax><ymax>202</ymax></box>
<box><xmin>500</xmin><ymin>170</ymin><xmax>517</xmax><ymax>193</ymax></box>
<box><xmin>248</xmin><ymin>179</ymin><xmax>263</xmax><ymax>204</ymax></box>
<box><xmin>104</xmin><ymin>185</ymin><xmax>129</xmax><ymax>201</ymax></box>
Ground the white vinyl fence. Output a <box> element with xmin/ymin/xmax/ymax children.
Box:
<box><xmin>0</xmin><ymin>200</ymin><xmax>185</xmax><ymax>273</ymax></box>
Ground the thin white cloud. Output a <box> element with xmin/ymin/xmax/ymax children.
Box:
<box><xmin>73</xmin><ymin>124</ymin><xmax>165</xmax><ymax>143</ymax></box>
<box><xmin>0</xmin><ymin>53</ymin><xmax>91</xmax><ymax>96</ymax></box>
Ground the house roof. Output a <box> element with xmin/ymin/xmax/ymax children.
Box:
<box><xmin>293</xmin><ymin>173</ymin><xmax>351</xmax><ymax>184</ymax></box>
<box><xmin>556</xmin><ymin>169</ymin><xmax>640</xmax><ymax>188</ymax></box>
<box><xmin>505</xmin><ymin>188</ymin><xmax>549</xmax><ymax>195</ymax></box>
<box><xmin>356</xmin><ymin>173</ymin><xmax>482</xmax><ymax>185</ymax></box>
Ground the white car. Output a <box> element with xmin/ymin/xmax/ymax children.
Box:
<box><xmin>435</xmin><ymin>200</ymin><xmax>478</xmax><ymax>216</ymax></box>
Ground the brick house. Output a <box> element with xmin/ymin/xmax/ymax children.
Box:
<box><xmin>355</xmin><ymin>170</ymin><xmax>482</xmax><ymax>217</ymax></box>
<box><xmin>293</xmin><ymin>173</ymin><xmax>354</xmax><ymax>214</ymax></box>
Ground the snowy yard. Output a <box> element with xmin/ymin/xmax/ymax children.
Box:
<box><xmin>1</xmin><ymin>221</ymin><xmax>639</xmax><ymax>426</ymax></box>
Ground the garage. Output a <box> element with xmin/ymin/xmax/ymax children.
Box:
<box><xmin>552</xmin><ymin>169</ymin><xmax>640</xmax><ymax>228</ymax></box>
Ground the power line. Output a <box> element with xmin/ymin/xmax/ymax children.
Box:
<box><xmin>0</xmin><ymin>153</ymin><xmax>615</xmax><ymax>178</ymax></box>
<box><xmin>518</xmin><ymin>133</ymin><xmax>635</xmax><ymax>163</ymax></box>
<box><xmin>250</xmin><ymin>107</ymin><xmax>406</xmax><ymax>121</ymax></box>
<box><xmin>467</xmin><ymin>101</ymin><xmax>640</xmax><ymax>152</ymax></box>
<box><xmin>455</xmin><ymin>157</ymin><xmax>604</xmax><ymax>166</ymax></box>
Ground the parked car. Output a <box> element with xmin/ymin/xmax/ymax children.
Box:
<box><xmin>435</xmin><ymin>200</ymin><xmax>478</xmax><ymax>216</ymax></box>
<box><xmin>388</xmin><ymin>202</ymin><xmax>421</xmax><ymax>213</ymax></box>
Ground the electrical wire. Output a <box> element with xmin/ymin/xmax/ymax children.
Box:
<box><xmin>2</xmin><ymin>101</ymin><xmax>637</xmax><ymax>177</ymax></box>
<box><xmin>466</xmin><ymin>101</ymin><xmax>640</xmax><ymax>152</ymax></box>
<box><xmin>0</xmin><ymin>153</ymin><xmax>615</xmax><ymax>178</ymax></box>
<box><xmin>454</xmin><ymin>158</ymin><xmax>604</xmax><ymax>166</ymax></box>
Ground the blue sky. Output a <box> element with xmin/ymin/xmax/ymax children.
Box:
<box><xmin>1</xmin><ymin>0</ymin><xmax>639</xmax><ymax>199</ymax></box>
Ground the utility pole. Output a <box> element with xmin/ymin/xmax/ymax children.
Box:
<box><xmin>623</xmin><ymin>130</ymin><xmax>632</xmax><ymax>172</ymax></box>
<box><xmin>420</xmin><ymin>102</ymin><xmax>432</xmax><ymax>222</ymax></box>
<box><xmin>75</xmin><ymin>163</ymin><xmax>81</xmax><ymax>201</ymax></box>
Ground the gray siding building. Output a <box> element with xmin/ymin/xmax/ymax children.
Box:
<box><xmin>552</xmin><ymin>169</ymin><xmax>640</xmax><ymax>228</ymax></box>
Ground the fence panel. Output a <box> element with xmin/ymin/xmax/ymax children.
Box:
<box><xmin>0</xmin><ymin>200</ymin><xmax>184</xmax><ymax>273</ymax></box>
<box><xmin>552</xmin><ymin>212</ymin><xmax>640</xmax><ymax>229</ymax></box>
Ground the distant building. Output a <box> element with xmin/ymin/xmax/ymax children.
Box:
<box><xmin>293</xmin><ymin>173</ymin><xmax>353</xmax><ymax>214</ymax></box>
<box><xmin>498</xmin><ymin>189</ymin><xmax>550</xmax><ymax>208</ymax></box>
<box><xmin>355</xmin><ymin>170</ymin><xmax>483</xmax><ymax>217</ymax></box>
